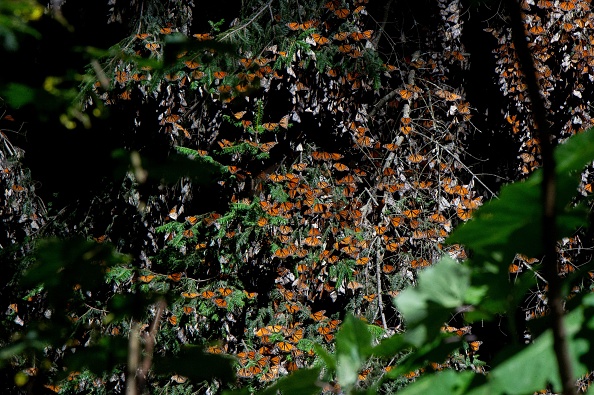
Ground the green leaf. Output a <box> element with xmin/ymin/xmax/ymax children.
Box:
<box><xmin>394</xmin><ymin>258</ymin><xmax>469</xmax><ymax>347</ymax></box>
<box><xmin>468</xmin><ymin>299</ymin><xmax>591</xmax><ymax>395</ymax></box>
<box><xmin>335</xmin><ymin>315</ymin><xmax>373</xmax><ymax>391</ymax></box>
<box><xmin>397</xmin><ymin>370</ymin><xmax>475</xmax><ymax>395</ymax></box>
<box><xmin>64</xmin><ymin>336</ymin><xmax>128</xmax><ymax>375</ymax></box>
<box><xmin>2</xmin><ymin>82</ymin><xmax>36</xmax><ymax>107</ymax></box>
<box><xmin>153</xmin><ymin>345</ymin><xmax>235</xmax><ymax>384</ymax></box>
<box><xmin>257</xmin><ymin>367</ymin><xmax>322</xmax><ymax>395</ymax></box>
<box><xmin>555</xmin><ymin>127</ymin><xmax>594</xmax><ymax>175</ymax></box>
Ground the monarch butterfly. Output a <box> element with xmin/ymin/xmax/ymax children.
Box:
<box><xmin>237</xmin><ymin>366</ymin><xmax>261</xmax><ymax>378</ymax></box>
<box><xmin>456</xmin><ymin>207</ymin><xmax>472</xmax><ymax>221</ymax></box>
<box><xmin>411</xmin><ymin>259</ymin><xmax>430</xmax><ymax>268</ymax></box>
<box><xmin>196</xmin><ymin>243</ymin><xmax>206</xmax><ymax>250</ymax></box>
<box><xmin>332</xmin><ymin>32</ymin><xmax>349</xmax><ymax>41</ymax></box>
<box><xmin>436</xmin><ymin>89</ymin><xmax>461</xmax><ymax>101</ymax></box>
<box><xmin>310</xmin><ymin>310</ymin><xmax>326</xmax><ymax>321</ymax></box>
<box><xmin>350</xmin><ymin>30</ymin><xmax>373</xmax><ymax>41</ymax></box>
<box><xmin>323</xmin><ymin>333</ymin><xmax>335</xmax><ymax>342</ymax></box>
<box><xmin>287</xmin><ymin>361</ymin><xmax>299</xmax><ymax>371</ymax></box>
<box><xmin>138</xmin><ymin>275</ymin><xmax>155</xmax><ymax>283</ymax></box>
<box><xmin>385</xmin><ymin>240</ymin><xmax>403</xmax><ymax>252</ymax></box>
<box><xmin>508</xmin><ymin>263</ymin><xmax>521</xmax><ymax>273</ymax></box>
<box><xmin>260</xmin><ymin>371</ymin><xmax>277</xmax><ymax>382</ymax></box>
<box><xmin>317</xmin><ymin>325</ymin><xmax>332</xmax><ymax>335</ymax></box>
<box><xmin>295</xmin><ymin>248</ymin><xmax>308</xmax><ymax>258</ymax></box>
<box><xmin>254</xmin><ymin>57</ymin><xmax>271</xmax><ymax>66</ymax></box>
<box><xmin>260</xmin><ymin>141</ymin><xmax>277</xmax><ymax>152</ymax></box>
<box><xmin>559</xmin><ymin>1</ymin><xmax>575</xmax><ymax>10</ymax></box>
<box><xmin>160</xmin><ymin>27</ymin><xmax>172</xmax><ymax>34</ymax></box>
<box><xmin>338</xmin><ymin>175</ymin><xmax>355</xmax><ymax>185</ymax></box>
<box><xmin>385</xmin><ymin>183</ymin><xmax>405</xmax><ymax>193</ymax></box>
<box><xmin>350</xmin><ymin>209</ymin><xmax>363</xmax><ymax>220</ymax></box>
<box><xmin>168</xmin><ymin>315</ymin><xmax>178</xmax><ymax>325</ymax></box>
<box><xmin>218</xmin><ymin>84</ymin><xmax>232</xmax><ymax>93</ymax></box>
<box><xmin>193</xmin><ymin>33</ymin><xmax>212</xmax><ymax>41</ymax></box>
<box><xmin>325</xmin><ymin>0</ymin><xmax>339</xmax><ymax>9</ymax></box>
<box><xmin>183</xmin><ymin>306</ymin><xmax>194</xmax><ymax>314</ymax></box>
<box><xmin>382</xmin><ymin>264</ymin><xmax>396</xmax><ymax>273</ymax></box>
<box><xmin>44</xmin><ymin>384</ymin><xmax>61</xmax><ymax>393</ymax></box>
<box><xmin>313</xmin><ymin>203</ymin><xmax>327</xmax><ymax>213</ymax></box>
<box><xmin>312</xmin><ymin>33</ymin><xmax>329</xmax><ymax>45</ymax></box>
<box><xmin>131</xmin><ymin>73</ymin><xmax>146</xmax><ymax>81</ymax></box>
<box><xmin>400</xmin><ymin>125</ymin><xmax>413</xmax><ymax>134</ymax></box>
<box><xmin>408</xmin><ymin>153</ymin><xmax>424</xmax><ymax>163</ymax></box>
<box><xmin>213</xmin><ymin>71</ymin><xmax>227</xmax><ymax>79</ymax></box>
<box><xmin>290</xmin><ymin>329</ymin><xmax>304</xmax><ymax>342</ymax></box>
<box><xmin>190</xmin><ymin>70</ymin><xmax>205</xmax><ymax>80</ymax></box>
<box><xmin>356</xmin><ymin>257</ymin><xmax>370</xmax><ymax>265</ymax></box>
<box><xmin>168</xmin><ymin>273</ymin><xmax>182</xmax><ymax>282</ymax></box>
<box><xmin>457</xmin><ymin>101</ymin><xmax>471</xmax><ymax>114</ymax></box>
<box><xmin>403</xmin><ymin>209</ymin><xmax>421</xmax><ymax>218</ymax></box>
<box><xmin>287</xmin><ymin>22</ymin><xmax>301</xmax><ymax>30</ymax></box>
<box><xmin>358</xmin><ymin>369</ymin><xmax>371</xmax><ymax>381</ymax></box>
<box><xmin>338</xmin><ymin>44</ymin><xmax>353</xmax><ymax>53</ymax></box>
<box><xmin>292</xmin><ymin>163</ymin><xmax>307</xmax><ymax>171</ymax></box>
<box><xmin>136</xmin><ymin>33</ymin><xmax>150</xmax><ymax>40</ymax></box>
<box><xmin>262</xmin><ymin>122</ymin><xmax>278</xmax><ymax>131</ymax></box>
<box><xmin>286</xmin><ymin>303</ymin><xmax>300</xmax><ymax>314</ymax></box>
<box><xmin>279</xmin><ymin>201</ymin><xmax>294</xmax><ymax>212</ymax></box>
<box><xmin>399</xmin><ymin>89</ymin><xmax>413</xmax><ymax>100</ymax></box>
<box><xmin>528</xmin><ymin>25</ymin><xmax>545</xmax><ymax>35</ymax></box>
<box><xmin>214</xmin><ymin>298</ymin><xmax>228</xmax><ymax>308</ymax></box>
<box><xmin>469</xmin><ymin>340</ymin><xmax>482</xmax><ymax>352</ymax></box>
<box><xmin>279</xmin><ymin>115</ymin><xmax>290</xmax><ymax>129</ymax></box>
<box><xmin>115</xmin><ymin>70</ymin><xmax>128</xmax><ymax>84</ymax></box>
<box><xmin>334</xmin><ymin>8</ymin><xmax>350</xmax><ymax>18</ymax></box>
<box><xmin>233</xmin><ymin>83</ymin><xmax>248</xmax><ymax>93</ymax></box>
<box><xmin>301</xmin><ymin>20</ymin><xmax>318</xmax><ymax>29</ymax></box>
<box><xmin>218</xmin><ymin>287</ymin><xmax>233</xmax><ymax>296</ymax></box>
<box><xmin>171</xmin><ymin>374</ymin><xmax>187</xmax><ymax>383</ymax></box>
<box><xmin>145</xmin><ymin>42</ymin><xmax>160</xmax><ymax>51</ymax></box>
<box><xmin>363</xmin><ymin>294</ymin><xmax>377</xmax><ymax>302</ymax></box>
<box><xmin>304</xmin><ymin>236</ymin><xmax>321</xmax><ymax>246</ymax></box>
<box><xmin>277</xmin><ymin>342</ymin><xmax>294</xmax><ymax>352</ymax></box>
<box><xmin>274</xmin><ymin>248</ymin><xmax>290</xmax><ymax>259</ymax></box>
<box><xmin>430</xmin><ymin>212</ymin><xmax>447</xmax><ymax>223</ymax></box>
<box><xmin>341</xmin><ymin>245</ymin><xmax>359</xmax><ymax>256</ymax></box>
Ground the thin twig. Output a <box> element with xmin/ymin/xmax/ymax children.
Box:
<box><xmin>219</xmin><ymin>0</ymin><xmax>273</xmax><ymax>42</ymax></box>
<box><xmin>137</xmin><ymin>299</ymin><xmax>166</xmax><ymax>393</ymax></box>
<box><xmin>126</xmin><ymin>322</ymin><xmax>140</xmax><ymax>395</ymax></box>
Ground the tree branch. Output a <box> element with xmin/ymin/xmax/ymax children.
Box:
<box><xmin>506</xmin><ymin>1</ymin><xmax>575</xmax><ymax>394</ymax></box>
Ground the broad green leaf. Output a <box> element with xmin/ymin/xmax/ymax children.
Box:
<box><xmin>416</xmin><ymin>257</ymin><xmax>469</xmax><ymax>307</ymax></box>
<box><xmin>64</xmin><ymin>336</ymin><xmax>128</xmax><ymax>375</ymax></box>
<box><xmin>468</xmin><ymin>299</ymin><xmax>591</xmax><ymax>395</ymax></box>
<box><xmin>555</xmin><ymin>127</ymin><xmax>594</xmax><ymax>175</ymax></box>
<box><xmin>397</xmin><ymin>370</ymin><xmax>475</xmax><ymax>395</ymax></box>
<box><xmin>394</xmin><ymin>258</ymin><xmax>469</xmax><ymax>347</ymax></box>
<box><xmin>336</xmin><ymin>315</ymin><xmax>373</xmax><ymax>390</ymax></box>
<box><xmin>257</xmin><ymin>367</ymin><xmax>322</xmax><ymax>395</ymax></box>
<box><xmin>153</xmin><ymin>345</ymin><xmax>235</xmax><ymax>384</ymax></box>
<box><xmin>314</xmin><ymin>343</ymin><xmax>336</xmax><ymax>371</ymax></box>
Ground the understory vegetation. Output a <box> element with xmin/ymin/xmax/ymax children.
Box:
<box><xmin>2</xmin><ymin>0</ymin><xmax>594</xmax><ymax>394</ymax></box>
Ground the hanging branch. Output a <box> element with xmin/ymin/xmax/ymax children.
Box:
<box><xmin>506</xmin><ymin>1</ymin><xmax>576</xmax><ymax>394</ymax></box>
